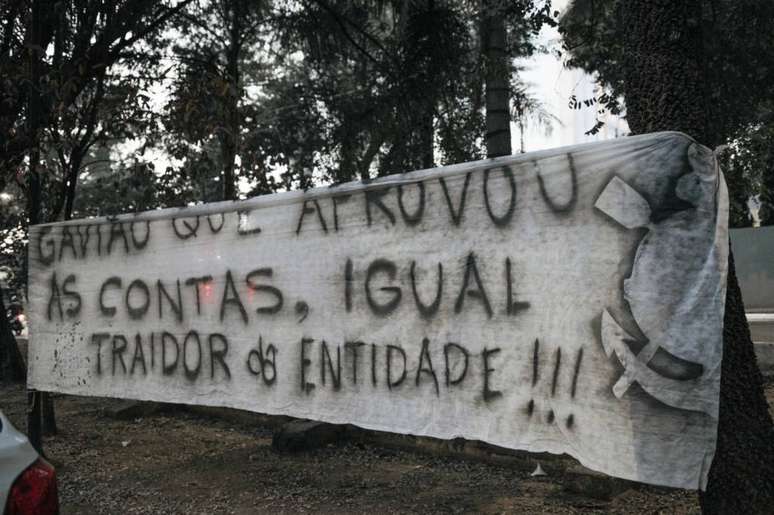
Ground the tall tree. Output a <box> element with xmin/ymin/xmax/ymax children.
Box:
<box><xmin>480</xmin><ymin>0</ymin><xmax>555</xmax><ymax>158</ymax></box>
<box><xmin>1</xmin><ymin>0</ymin><xmax>194</xmax><ymax>195</ymax></box>
<box><xmin>165</xmin><ymin>0</ymin><xmax>271</xmax><ymax>201</ymax></box>
<box><xmin>46</xmin><ymin>64</ymin><xmax>161</xmax><ymax>222</ymax></box>
<box><xmin>261</xmin><ymin>0</ymin><xmax>553</xmax><ymax>183</ymax></box>
<box><xmin>481</xmin><ymin>0</ymin><xmax>511</xmax><ymax>157</ymax></box>
<box><xmin>0</xmin><ymin>0</ymin><xmax>192</xmax><ymax>344</ymax></box>
<box><xmin>579</xmin><ymin>0</ymin><xmax>774</xmax><ymax>511</ymax></box>
<box><xmin>1</xmin><ymin>0</ymin><xmax>194</xmax><ymax>446</ymax></box>
<box><xmin>261</xmin><ymin>0</ymin><xmax>480</xmax><ymax>184</ymax></box>
<box><xmin>560</xmin><ymin>0</ymin><xmax>774</xmax><ymax>225</ymax></box>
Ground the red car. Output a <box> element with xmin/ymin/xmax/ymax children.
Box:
<box><xmin>0</xmin><ymin>411</ymin><xmax>59</xmax><ymax>514</ymax></box>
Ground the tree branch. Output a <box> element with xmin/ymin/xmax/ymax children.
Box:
<box><xmin>305</xmin><ymin>0</ymin><xmax>384</xmax><ymax>66</ymax></box>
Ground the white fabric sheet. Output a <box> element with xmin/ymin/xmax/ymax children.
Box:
<box><xmin>27</xmin><ymin>131</ymin><xmax>728</xmax><ymax>489</ymax></box>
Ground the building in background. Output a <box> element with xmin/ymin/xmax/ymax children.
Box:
<box><xmin>514</xmin><ymin>0</ymin><xmax>628</xmax><ymax>153</ymax></box>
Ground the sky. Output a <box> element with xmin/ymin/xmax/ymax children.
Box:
<box><xmin>514</xmin><ymin>0</ymin><xmax>628</xmax><ymax>153</ymax></box>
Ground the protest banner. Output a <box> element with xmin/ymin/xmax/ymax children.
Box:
<box><xmin>27</xmin><ymin>131</ymin><xmax>728</xmax><ymax>489</ymax></box>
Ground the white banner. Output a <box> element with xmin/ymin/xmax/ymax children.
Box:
<box><xmin>27</xmin><ymin>132</ymin><xmax>728</xmax><ymax>489</ymax></box>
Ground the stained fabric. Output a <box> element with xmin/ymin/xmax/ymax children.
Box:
<box><xmin>27</xmin><ymin>131</ymin><xmax>727</xmax><ymax>489</ymax></box>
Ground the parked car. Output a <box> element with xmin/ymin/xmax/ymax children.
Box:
<box><xmin>0</xmin><ymin>411</ymin><xmax>58</xmax><ymax>514</ymax></box>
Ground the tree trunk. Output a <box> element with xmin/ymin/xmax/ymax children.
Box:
<box><xmin>482</xmin><ymin>0</ymin><xmax>511</xmax><ymax>158</ymax></box>
<box><xmin>41</xmin><ymin>393</ymin><xmax>57</xmax><ymax>435</ymax></box>
<box><xmin>620</xmin><ymin>1</ymin><xmax>774</xmax><ymax>511</ymax></box>
<box><xmin>220</xmin><ymin>131</ymin><xmax>237</xmax><ymax>201</ymax></box>
<box><xmin>519</xmin><ymin>119</ymin><xmax>525</xmax><ymax>154</ymax></box>
<box><xmin>26</xmin><ymin>0</ymin><xmax>57</xmax><ymax>440</ymax></box>
<box><xmin>359</xmin><ymin>134</ymin><xmax>384</xmax><ymax>181</ymax></box>
<box><xmin>220</xmin><ymin>2</ymin><xmax>242</xmax><ymax>201</ymax></box>
<box><xmin>62</xmin><ymin>153</ymin><xmax>83</xmax><ymax>221</ymax></box>
<box><xmin>419</xmin><ymin>0</ymin><xmax>434</xmax><ymax>169</ymax></box>
<box><xmin>420</xmin><ymin>106</ymin><xmax>434</xmax><ymax>169</ymax></box>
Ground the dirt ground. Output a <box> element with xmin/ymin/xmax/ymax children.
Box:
<box><xmin>2</xmin><ymin>383</ymin><xmax>773</xmax><ymax>514</ymax></box>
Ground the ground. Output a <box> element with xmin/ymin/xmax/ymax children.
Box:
<box><xmin>2</xmin><ymin>382</ymin><xmax>773</xmax><ymax>514</ymax></box>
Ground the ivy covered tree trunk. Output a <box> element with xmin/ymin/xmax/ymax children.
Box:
<box><xmin>620</xmin><ymin>1</ymin><xmax>774</xmax><ymax>512</ymax></box>
<box><xmin>481</xmin><ymin>0</ymin><xmax>511</xmax><ymax>158</ymax></box>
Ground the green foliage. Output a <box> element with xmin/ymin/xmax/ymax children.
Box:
<box><xmin>560</xmin><ymin>0</ymin><xmax>774</xmax><ymax>130</ymax></box>
<box><xmin>0</xmin><ymin>0</ymin><xmax>192</xmax><ymax>305</ymax></box>
<box><xmin>240</xmin><ymin>66</ymin><xmax>333</xmax><ymax>191</ymax></box>
<box><xmin>0</xmin><ymin>0</ymin><xmax>194</xmax><ymax>194</ymax></box>
<box><xmin>560</xmin><ymin>0</ymin><xmax>774</xmax><ymax>225</ymax></box>
<box><xmin>719</xmin><ymin>116</ymin><xmax>774</xmax><ymax>227</ymax></box>
<box><xmin>0</xmin><ymin>185</ymin><xmax>27</xmax><ymax>304</ymax></box>
<box><xmin>0</xmin><ymin>0</ymin><xmax>558</xmax><ymax>301</ymax></box>
<box><xmin>73</xmin><ymin>146</ymin><xmax>162</xmax><ymax>217</ymax></box>
<box><xmin>164</xmin><ymin>0</ymin><xmax>273</xmax><ymax>200</ymax></box>
<box><xmin>259</xmin><ymin>0</ymin><xmax>555</xmax><ymax>185</ymax></box>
